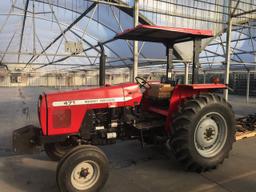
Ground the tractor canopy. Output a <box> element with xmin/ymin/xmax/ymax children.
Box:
<box><xmin>115</xmin><ymin>24</ymin><xmax>213</xmax><ymax>43</ymax></box>
<box><xmin>115</xmin><ymin>24</ymin><xmax>214</xmax><ymax>84</ymax></box>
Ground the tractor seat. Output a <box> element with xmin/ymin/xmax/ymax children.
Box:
<box><xmin>147</xmin><ymin>83</ymin><xmax>174</xmax><ymax>99</ymax></box>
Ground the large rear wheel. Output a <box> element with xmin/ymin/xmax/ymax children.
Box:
<box><xmin>170</xmin><ymin>93</ymin><xmax>235</xmax><ymax>172</ymax></box>
<box><xmin>57</xmin><ymin>145</ymin><xmax>109</xmax><ymax>192</ymax></box>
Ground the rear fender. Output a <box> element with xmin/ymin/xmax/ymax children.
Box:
<box><xmin>166</xmin><ymin>84</ymin><xmax>227</xmax><ymax>133</ymax></box>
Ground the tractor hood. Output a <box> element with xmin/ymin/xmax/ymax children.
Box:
<box><xmin>45</xmin><ymin>83</ymin><xmax>141</xmax><ymax>99</ymax></box>
<box><xmin>38</xmin><ymin>83</ymin><xmax>143</xmax><ymax>136</ymax></box>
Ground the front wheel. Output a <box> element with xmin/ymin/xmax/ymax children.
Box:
<box><xmin>170</xmin><ymin>93</ymin><xmax>236</xmax><ymax>172</ymax></box>
<box><xmin>57</xmin><ymin>145</ymin><xmax>109</xmax><ymax>192</ymax></box>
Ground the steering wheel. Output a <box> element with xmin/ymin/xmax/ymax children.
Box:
<box><xmin>135</xmin><ymin>76</ymin><xmax>151</xmax><ymax>89</ymax></box>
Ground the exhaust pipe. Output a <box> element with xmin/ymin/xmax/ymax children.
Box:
<box><xmin>98</xmin><ymin>43</ymin><xmax>106</xmax><ymax>86</ymax></box>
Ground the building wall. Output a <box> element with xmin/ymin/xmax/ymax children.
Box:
<box><xmin>0</xmin><ymin>73</ymin><xmax>130</xmax><ymax>87</ymax></box>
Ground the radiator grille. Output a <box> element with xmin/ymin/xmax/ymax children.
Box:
<box><xmin>53</xmin><ymin>109</ymin><xmax>71</xmax><ymax>128</ymax></box>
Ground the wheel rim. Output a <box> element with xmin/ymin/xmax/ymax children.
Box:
<box><xmin>71</xmin><ymin>160</ymin><xmax>100</xmax><ymax>190</ymax></box>
<box><xmin>194</xmin><ymin>112</ymin><xmax>228</xmax><ymax>158</ymax></box>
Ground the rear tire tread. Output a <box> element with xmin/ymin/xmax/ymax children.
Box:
<box><xmin>171</xmin><ymin>93</ymin><xmax>235</xmax><ymax>172</ymax></box>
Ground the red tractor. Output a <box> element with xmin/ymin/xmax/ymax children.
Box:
<box><xmin>13</xmin><ymin>25</ymin><xmax>235</xmax><ymax>192</ymax></box>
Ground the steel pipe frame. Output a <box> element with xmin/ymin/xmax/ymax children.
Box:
<box><xmin>0</xmin><ymin>0</ymin><xmax>18</xmax><ymax>33</ymax></box>
<box><xmin>132</xmin><ymin>0</ymin><xmax>139</xmax><ymax>82</ymax></box>
<box><xmin>208</xmin><ymin>36</ymin><xmax>256</xmax><ymax>47</ymax></box>
<box><xmin>201</xmin><ymin>51</ymin><xmax>256</xmax><ymax>58</ymax></box>
<box><xmin>246</xmin><ymin>70</ymin><xmax>251</xmax><ymax>103</ymax></box>
<box><xmin>1</xmin><ymin>0</ymin><xmax>255</xmax><ymax>74</ymax></box>
<box><xmin>202</xmin><ymin>19</ymin><xmax>256</xmax><ymax>84</ymax></box>
<box><xmin>0</xmin><ymin>31</ymin><xmax>18</xmax><ymax>64</ymax></box>
<box><xmin>200</xmin><ymin>18</ymin><xmax>256</xmax><ymax>71</ymax></box>
<box><xmin>60</xmin><ymin>60</ymin><xmax>256</xmax><ymax>71</ymax></box>
<box><xmin>196</xmin><ymin>0</ymin><xmax>255</xmax><ymax>12</ymax></box>
<box><xmin>192</xmin><ymin>38</ymin><xmax>202</xmax><ymax>84</ymax></box>
<box><xmin>233</xmin><ymin>9</ymin><xmax>256</xmax><ymax>18</ymax></box>
<box><xmin>35</xmin><ymin>0</ymin><xmax>255</xmax><ymax>22</ymax></box>
<box><xmin>30</xmin><ymin>0</ymin><xmax>193</xmax><ymax>71</ymax></box>
<box><xmin>57</xmin><ymin>67</ymin><xmax>256</xmax><ymax>75</ymax></box>
<box><xmin>110</xmin><ymin>6</ymin><xmax>133</xmax><ymax>55</ymax></box>
<box><xmin>111</xmin><ymin>0</ymin><xmax>253</xmax><ymax>24</ymax></box>
<box><xmin>109</xmin><ymin>6</ymin><xmax>147</xmax><ymax>62</ymax></box>
<box><xmin>203</xmin><ymin>27</ymin><xmax>252</xmax><ymax>64</ymax></box>
<box><xmin>216</xmin><ymin>5</ymin><xmax>249</xmax><ymax>99</ymax></box>
<box><xmin>184</xmin><ymin>63</ymin><xmax>189</xmax><ymax>84</ymax></box>
<box><xmin>24</xmin><ymin>2</ymin><xmax>98</xmax><ymax>70</ymax></box>
<box><xmin>53</xmin><ymin>65</ymin><xmax>256</xmax><ymax>76</ymax></box>
<box><xmin>46</xmin><ymin>0</ymin><xmax>68</xmax><ymax>42</ymax></box>
<box><xmin>17</xmin><ymin>0</ymin><xmax>29</xmax><ymax>63</ymax></box>
<box><xmin>21</xmin><ymin>0</ymin><xmax>153</xmax><ymax>71</ymax></box>
<box><xmin>203</xmin><ymin>49</ymin><xmax>241</xmax><ymax>63</ymax></box>
<box><xmin>34</xmin><ymin>4</ymin><xmax>99</xmax><ymax>70</ymax></box>
<box><xmin>8</xmin><ymin>58</ymin><xmax>249</xmax><ymax>67</ymax></box>
<box><xmin>0</xmin><ymin>12</ymin><xmax>118</xmax><ymax>36</ymax></box>
<box><xmin>0</xmin><ymin>12</ymin><xmax>131</xmax><ymax>68</ymax></box>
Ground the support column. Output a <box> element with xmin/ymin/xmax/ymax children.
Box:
<box><xmin>132</xmin><ymin>0</ymin><xmax>139</xmax><ymax>82</ymax></box>
<box><xmin>203</xmin><ymin>71</ymin><xmax>206</xmax><ymax>83</ymax></box>
<box><xmin>184</xmin><ymin>63</ymin><xmax>189</xmax><ymax>84</ymax></box>
<box><xmin>246</xmin><ymin>71</ymin><xmax>250</xmax><ymax>103</ymax></box>
<box><xmin>166</xmin><ymin>45</ymin><xmax>173</xmax><ymax>80</ymax></box>
<box><xmin>129</xmin><ymin>67</ymin><xmax>133</xmax><ymax>82</ymax></box>
<box><xmin>47</xmin><ymin>74</ymin><xmax>49</xmax><ymax>86</ymax></box>
<box><xmin>192</xmin><ymin>38</ymin><xmax>201</xmax><ymax>84</ymax></box>
<box><xmin>224</xmin><ymin>0</ymin><xmax>233</xmax><ymax>101</ymax></box>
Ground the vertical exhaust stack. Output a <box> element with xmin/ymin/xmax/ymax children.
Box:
<box><xmin>98</xmin><ymin>43</ymin><xmax>106</xmax><ymax>86</ymax></box>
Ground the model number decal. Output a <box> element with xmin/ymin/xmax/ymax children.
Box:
<box><xmin>63</xmin><ymin>100</ymin><xmax>76</xmax><ymax>106</ymax></box>
<box><xmin>52</xmin><ymin>97</ymin><xmax>133</xmax><ymax>107</ymax></box>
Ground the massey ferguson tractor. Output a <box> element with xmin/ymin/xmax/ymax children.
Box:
<box><xmin>13</xmin><ymin>25</ymin><xmax>235</xmax><ymax>192</ymax></box>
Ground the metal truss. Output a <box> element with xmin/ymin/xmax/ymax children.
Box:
<box><xmin>31</xmin><ymin>0</ymin><xmax>188</xmax><ymax>69</ymax></box>
<box><xmin>203</xmin><ymin>21</ymin><xmax>256</xmax><ymax>72</ymax></box>
<box><xmin>0</xmin><ymin>0</ymin><xmax>256</xmax><ymax>74</ymax></box>
<box><xmin>24</xmin><ymin>2</ymin><xmax>98</xmax><ymax>69</ymax></box>
<box><xmin>17</xmin><ymin>0</ymin><xmax>29</xmax><ymax>63</ymax></box>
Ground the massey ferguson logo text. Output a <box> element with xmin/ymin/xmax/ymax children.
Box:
<box><xmin>52</xmin><ymin>97</ymin><xmax>132</xmax><ymax>107</ymax></box>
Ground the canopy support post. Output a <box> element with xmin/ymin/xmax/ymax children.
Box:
<box><xmin>166</xmin><ymin>44</ymin><xmax>174</xmax><ymax>81</ymax></box>
<box><xmin>192</xmin><ymin>38</ymin><xmax>201</xmax><ymax>84</ymax></box>
<box><xmin>246</xmin><ymin>71</ymin><xmax>250</xmax><ymax>103</ymax></box>
<box><xmin>184</xmin><ymin>63</ymin><xmax>189</xmax><ymax>84</ymax></box>
<box><xmin>132</xmin><ymin>0</ymin><xmax>139</xmax><ymax>82</ymax></box>
<box><xmin>224</xmin><ymin>0</ymin><xmax>233</xmax><ymax>101</ymax></box>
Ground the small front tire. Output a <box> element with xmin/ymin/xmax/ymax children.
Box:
<box><xmin>57</xmin><ymin>145</ymin><xmax>109</xmax><ymax>192</ymax></box>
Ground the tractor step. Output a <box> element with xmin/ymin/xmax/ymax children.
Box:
<box><xmin>134</xmin><ymin>120</ymin><xmax>164</xmax><ymax>130</ymax></box>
